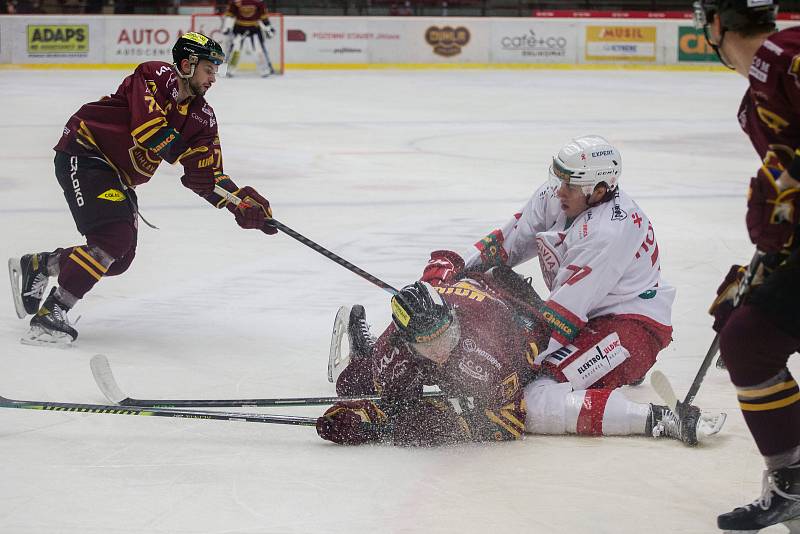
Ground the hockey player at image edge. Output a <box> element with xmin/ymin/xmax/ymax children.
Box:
<box><xmin>695</xmin><ymin>0</ymin><xmax>800</xmax><ymax>532</ymax></box>
<box><xmin>7</xmin><ymin>31</ymin><xmax>276</xmax><ymax>347</ymax></box>
<box><xmin>222</xmin><ymin>0</ymin><xmax>276</xmax><ymax>78</ymax></box>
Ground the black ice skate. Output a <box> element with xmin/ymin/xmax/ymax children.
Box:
<box><xmin>21</xmin><ymin>287</ymin><xmax>78</xmax><ymax>347</ymax></box>
<box><xmin>348</xmin><ymin>305</ymin><xmax>376</xmax><ymax>362</ymax></box>
<box><xmin>327</xmin><ymin>304</ymin><xmax>377</xmax><ymax>384</ymax></box>
<box><xmin>649</xmin><ymin>403</ymin><xmax>704</xmax><ymax>446</ymax></box>
<box><xmin>717</xmin><ymin>462</ymin><xmax>800</xmax><ymax>533</ymax></box>
<box><xmin>8</xmin><ymin>252</ymin><xmax>52</xmax><ymax>319</ymax></box>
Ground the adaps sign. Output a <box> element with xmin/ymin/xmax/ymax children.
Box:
<box><xmin>27</xmin><ymin>24</ymin><xmax>88</xmax><ymax>55</ymax></box>
<box><xmin>678</xmin><ymin>26</ymin><xmax>716</xmax><ymax>62</ymax></box>
<box><xmin>585</xmin><ymin>25</ymin><xmax>656</xmax><ymax>62</ymax></box>
<box><xmin>425</xmin><ymin>26</ymin><xmax>470</xmax><ymax>57</ymax></box>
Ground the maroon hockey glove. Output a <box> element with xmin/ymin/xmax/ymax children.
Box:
<box><xmin>421</xmin><ymin>250</ymin><xmax>465</xmax><ymax>286</ymax></box>
<box><xmin>227</xmin><ymin>186</ymin><xmax>278</xmax><ymax>235</ymax></box>
<box><xmin>745</xmin><ymin>170</ymin><xmax>800</xmax><ymax>253</ymax></box>
<box><xmin>316</xmin><ymin>400</ymin><xmax>388</xmax><ymax>445</ymax></box>
<box><xmin>709</xmin><ymin>264</ymin><xmax>746</xmax><ymax>333</ymax></box>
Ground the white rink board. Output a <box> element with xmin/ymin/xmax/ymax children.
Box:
<box><xmin>4</xmin><ymin>14</ymin><xmax>798</xmax><ymax>67</ymax></box>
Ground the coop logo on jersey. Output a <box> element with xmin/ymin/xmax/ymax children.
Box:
<box><xmin>677</xmin><ymin>27</ymin><xmax>716</xmax><ymax>62</ymax></box>
<box><xmin>500</xmin><ymin>29</ymin><xmax>567</xmax><ymax>58</ymax></box>
<box><xmin>27</xmin><ymin>25</ymin><xmax>88</xmax><ymax>54</ymax></box>
<box><xmin>425</xmin><ymin>26</ymin><xmax>470</xmax><ymax>57</ymax></box>
<box><xmin>585</xmin><ymin>26</ymin><xmax>656</xmax><ymax>62</ymax></box>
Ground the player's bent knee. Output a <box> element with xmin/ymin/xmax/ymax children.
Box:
<box><xmin>87</xmin><ymin>221</ymin><xmax>136</xmax><ymax>261</ymax></box>
<box><xmin>524</xmin><ymin>377</ymin><xmax>584</xmax><ymax>435</ymax></box>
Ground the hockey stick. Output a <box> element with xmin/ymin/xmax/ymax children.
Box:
<box><xmin>214</xmin><ymin>185</ymin><xmax>398</xmax><ymax>295</ymax></box>
<box><xmin>651</xmin><ymin>250</ymin><xmax>764</xmax><ymax>414</ymax></box>
<box><xmin>91</xmin><ymin>355</ymin><xmax>444</xmax><ymax>408</ymax></box>
<box><xmin>0</xmin><ymin>394</ymin><xmax>316</xmax><ymax>426</ymax></box>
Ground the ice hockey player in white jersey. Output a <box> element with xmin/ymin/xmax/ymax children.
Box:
<box><xmin>414</xmin><ymin>135</ymin><xmax>688</xmax><ymax>443</ymax></box>
<box><xmin>422</xmin><ymin>135</ymin><xmax>675</xmax><ymax>394</ymax></box>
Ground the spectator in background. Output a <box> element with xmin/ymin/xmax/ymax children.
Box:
<box><xmin>84</xmin><ymin>0</ymin><xmax>104</xmax><ymax>13</ymax></box>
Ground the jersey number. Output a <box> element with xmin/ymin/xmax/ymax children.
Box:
<box><xmin>565</xmin><ymin>265</ymin><xmax>592</xmax><ymax>285</ymax></box>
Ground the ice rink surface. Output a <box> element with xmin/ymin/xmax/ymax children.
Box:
<box><xmin>0</xmin><ymin>67</ymin><xmax>795</xmax><ymax>533</ymax></box>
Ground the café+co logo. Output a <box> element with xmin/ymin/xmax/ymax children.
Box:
<box><xmin>425</xmin><ymin>26</ymin><xmax>470</xmax><ymax>57</ymax></box>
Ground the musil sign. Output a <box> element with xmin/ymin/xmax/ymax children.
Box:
<box><xmin>585</xmin><ymin>25</ymin><xmax>657</xmax><ymax>62</ymax></box>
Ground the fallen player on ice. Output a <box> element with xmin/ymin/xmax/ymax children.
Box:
<box><xmin>318</xmin><ymin>270</ymin><xmax>726</xmax><ymax>447</ymax></box>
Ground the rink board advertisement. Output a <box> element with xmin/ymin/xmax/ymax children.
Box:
<box><xmin>677</xmin><ymin>26</ymin><xmax>717</xmax><ymax>62</ymax></box>
<box><xmin>0</xmin><ymin>14</ymin><xmax>769</xmax><ymax>67</ymax></box>
<box><xmin>584</xmin><ymin>25</ymin><xmax>657</xmax><ymax>61</ymax></box>
<box><xmin>489</xmin><ymin>20</ymin><xmax>577</xmax><ymax>64</ymax></box>
<box><xmin>104</xmin><ymin>16</ymin><xmax>190</xmax><ymax>64</ymax></box>
<box><xmin>284</xmin><ymin>18</ymin><xmax>489</xmax><ymax>64</ymax></box>
<box><xmin>4</xmin><ymin>15</ymin><xmax>104</xmax><ymax>63</ymax></box>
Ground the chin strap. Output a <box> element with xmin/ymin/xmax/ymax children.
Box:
<box><xmin>173</xmin><ymin>60</ymin><xmax>198</xmax><ymax>97</ymax></box>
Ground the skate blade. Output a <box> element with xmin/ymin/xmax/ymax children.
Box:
<box><xmin>328</xmin><ymin>305</ymin><xmax>351</xmax><ymax>383</ymax></box>
<box><xmin>8</xmin><ymin>257</ymin><xmax>26</xmax><ymax>319</ymax></box>
<box><xmin>20</xmin><ymin>326</ymin><xmax>75</xmax><ymax>348</ymax></box>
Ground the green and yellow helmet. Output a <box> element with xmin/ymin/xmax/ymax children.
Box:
<box><xmin>172</xmin><ymin>32</ymin><xmax>225</xmax><ymax>67</ymax></box>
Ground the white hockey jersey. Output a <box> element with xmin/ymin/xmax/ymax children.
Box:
<box><xmin>464</xmin><ymin>182</ymin><xmax>675</xmax><ymax>345</ymax></box>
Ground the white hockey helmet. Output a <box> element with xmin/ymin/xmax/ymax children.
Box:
<box><xmin>549</xmin><ymin>135</ymin><xmax>621</xmax><ymax>195</ymax></box>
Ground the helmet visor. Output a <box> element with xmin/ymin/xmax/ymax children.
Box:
<box><xmin>410</xmin><ymin>315</ymin><xmax>460</xmax><ymax>363</ymax></box>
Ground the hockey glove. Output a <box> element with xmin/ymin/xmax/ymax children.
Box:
<box><xmin>226</xmin><ymin>186</ymin><xmax>278</xmax><ymax>235</ymax></box>
<box><xmin>261</xmin><ymin>21</ymin><xmax>275</xmax><ymax>38</ymax></box>
<box><xmin>746</xmin><ymin>169</ymin><xmax>800</xmax><ymax>253</ymax></box>
<box><xmin>708</xmin><ymin>263</ymin><xmax>765</xmax><ymax>332</ymax></box>
<box><xmin>316</xmin><ymin>400</ymin><xmax>389</xmax><ymax>445</ymax></box>
<box><xmin>421</xmin><ymin>250</ymin><xmax>464</xmax><ymax>286</ymax></box>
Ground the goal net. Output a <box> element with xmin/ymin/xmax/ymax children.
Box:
<box><xmin>190</xmin><ymin>12</ymin><xmax>285</xmax><ymax>75</ymax></box>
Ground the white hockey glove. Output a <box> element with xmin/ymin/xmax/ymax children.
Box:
<box><xmin>261</xmin><ymin>21</ymin><xmax>275</xmax><ymax>38</ymax></box>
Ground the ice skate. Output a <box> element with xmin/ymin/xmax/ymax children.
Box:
<box><xmin>718</xmin><ymin>462</ymin><xmax>800</xmax><ymax>533</ymax></box>
<box><xmin>328</xmin><ymin>305</ymin><xmax>351</xmax><ymax>383</ymax></box>
<box><xmin>21</xmin><ymin>287</ymin><xmax>77</xmax><ymax>347</ymax></box>
<box><xmin>327</xmin><ymin>304</ymin><xmax>376</xmax><ymax>384</ymax></box>
<box><xmin>8</xmin><ymin>252</ymin><xmax>51</xmax><ymax>319</ymax></box>
<box><xmin>348</xmin><ymin>305</ymin><xmax>376</xmax><ymax>361</ymax></box>
<box><xmin>649</xmin><ymin>402</ymin><xmax>726</xmax><ymax>446</ymax></box>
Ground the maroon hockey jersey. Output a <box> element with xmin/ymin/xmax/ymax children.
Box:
<box><xmin>738</xmin><ymin>26</ymin><xmax>800</xmax><ymax>172</ymax></box>
<box><xmin>54</xmin><ymin>61</ymin><xmax>235</xmax><ymax>207</ymax></box>
<box><xmin>360</xmin><ymin>275</ymin><xmax>543</xmax><ymax>445</ymax></box>
<box><xmin>224</xmin><ymin>0</ymin><xmax>269</xmax><ymax>28</ymax></box>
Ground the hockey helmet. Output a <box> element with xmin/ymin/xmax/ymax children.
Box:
<box><xmin>549</xmin><ymin>135</ymin><xmax>621</xmax><ymax>196</ymax></box>
<box><xmin>693</xmin><ymin>0</ymin><xmax>777</xmax><ymax>67</ymax></box>
<box><xmin>172</xmin><ymin>32</ymin><xmax>225</xmax><ymax>68</ymax></box>
<box><xmin>694</xmin><ymin>0</ymin><xmax>778</xmax><ymax>34</ymax></box>
<box><xmin>391</xmin><ymin>281</ymin><xmax>460</xmax><ymax>362</ymax></box>
<box><xmin>391</xmin><ymin>282</ymin><xmax>453</xmax><ymax>342</ymax></box>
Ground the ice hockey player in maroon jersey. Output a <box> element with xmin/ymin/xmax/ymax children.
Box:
<box><xmin>696</xmin><ymin>0</ymin><xmax>800</xmax><ymax>531</ymax></box>
<box><xmin>7</xmin><ymin>32</ymin><xmax>276</xmax><ymax>347</ymax></box>
<box><xmin>318</xmin><ymin>270</ymin><xmax>725</xmax><ymax>447</ymax></box>
<box><xmin>222</xmin><ymin>0</ymin><xmax>276</xmax><ymax>77</ymax></box>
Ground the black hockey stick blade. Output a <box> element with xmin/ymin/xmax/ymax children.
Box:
<box><xmin>91</xmin><ymin>355</ymin><xmax>444</xmax><ymax>408</ymax></box>
<box><xmin>0</xmin><ymin>394</ymin><xmax>317</xmax><ymax>426</ymax></box>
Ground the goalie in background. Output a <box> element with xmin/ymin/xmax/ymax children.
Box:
<box><xmin>222</xmin><ymin>0</ymin><xmax>276</xmax><ymax>78</ymax></box>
